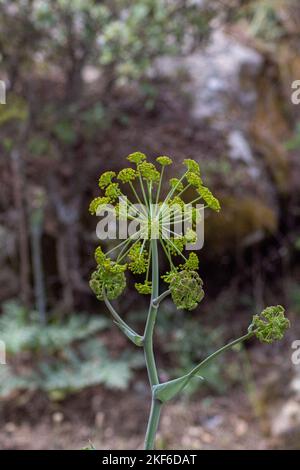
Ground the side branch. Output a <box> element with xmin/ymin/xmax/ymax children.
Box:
<box><xmin>103</xmin><ymin>293</ymin><xmax>143</xmax><ymax>346</ymax></box>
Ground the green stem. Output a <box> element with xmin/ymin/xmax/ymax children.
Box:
<box><xmin>143</xmin><ymin>239</ymin><xmax>161</xmax><ymax>449</ymax></box>
<box><xmin>129</xmin><ymin>181</ymin><xmax>147</xmax><ymax>216</ymax></box>
<box><xmin>155</xmin><ymin>167</ymin><xmax>164</xmax><ymax>206</ymax></box>
<box><xmin>176</xmin><ymin>183</ymin><xmax>191</xmax><ymax>199</ymax></box>
<box><xmin>139</xmin><ymin>174</ymin><xmax>149</xmax><ymax>210</ymax></box>
<box><xmin>152</xmin><ymin>289</ymin><xmax>171</xmax><ymax>307</ymax></box>
<box><xmin>188</xmin><ymin>331</ymin><xmax>254</xmax><ymax>379</ymax></box>
<box><xmin>103</xmin><ymin>293</ymin><xmax>141</xmax><ymax>339</ymax></box>
<box><xmin>144</xmin><ymin>239</ymin><xmax>159</xmax><ymax>386</ymax></box>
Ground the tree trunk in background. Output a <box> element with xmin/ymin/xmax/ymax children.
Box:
<box><xmin>10</xmin><ymin>147</ymin><xmax>31</xmax><ymax>307</ymax></box>
<box><xmin>30</xmin><ymin>201</ymin><xmax>46</xmax><ymax>324</ymax></box>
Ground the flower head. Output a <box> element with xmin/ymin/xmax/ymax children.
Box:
<box><xmin>89</xmin><ymin>152</ymin><xmax>220</xmax><ymax>306</ymax></box>
<box><xmin>105</xmin><ymin>182</ymin><xmax>122</xmax><ymax>201</ymax></box>
<box><xmin>251</xmin><ymin>305</ymin><xmax>290</xmax><ymax>344</ymax></box>
<box><xmin>169</xmin><ymin>270</ymin><xmax>204</xmax><ymax>311</ymax></box>
<box><xmin>135</xmin><ymin>281</ymin><xmax>152</xmax><ymax>295</ymax></box>
<box><xmin>170</xmin><ymin>178</ymin><xmax>184</xmax><ymax>192</ymax></box>
<box><xmin>186</xmin><ymin>172</ymin><xmax>202</xmax><ymax>188</ymax></box>
<box><xmin>181</xmin><ymin>252</ymin><xmax>199</xmax><ymax>271</ymax></box>
<box><xmin>89</xmin><ymin>197</ymin><xmax>110</xmax><ymax>215</ymax></box>
<box><xmin>128</xmin><ymin>242</ymin><xmax>149</xmax><ymax>274</ymax></box>
<box><xmin>183</xmin><ymin>158</ymin><xmax>200</xmax><ymax>175</ymax></box>
<box><xmin>197</xmin><ymin>186</ymin><xmax>221</xmax><ymax>212</ymax></box>
<box><xmin>94</xmin><ymin>245</ymin><xmax>106</xmax><ymax>264</ymax></box>
<box><xmin>138</xmin><ymin>162</ymin><xmax>160</xmax><ymax>183</ymax></box>
<box><xmin>156</xmin><ymin>156</ymin><xmax>173</xmax><ymax>166</ymax></box>
<box><xmin>89</xmin><ymin>260</ymin><xmax>126</xmax><ymax>301</ymax></box>
<box><xmin>127</xmin><ymin>151</ymin><xmax>146</xmax><ymax>164</ymax></box>
<box><xmin>98</xmin><ymin>171</ymin><xmax>116</xmax><ymax>189</ymax></box>
<box><xmin>117</xmin><ymin>168</ymin><xmax>137</xmax><ymax>183</ymax></box>
<box><xmin>184</xmin><ymin>228</ymin><xmax>197</xmax><ymax>244</ymax></box>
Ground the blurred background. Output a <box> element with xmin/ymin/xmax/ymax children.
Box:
<box><xmin>0</xmin><ymin>0</ymin><xmax>300</xmax><ymax>450</ymax></box>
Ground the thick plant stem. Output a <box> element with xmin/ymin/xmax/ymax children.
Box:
<box><xmin>144</xmin><ymin>239</ymin><xmax>161</xmax><ymax>449</ymax></box>
<box><xmin>144</xmin><ymin>399</ymin><xmax>162</xmax><ymax>450</ymax></box>
<box><xmin>144</xmin><ymin>239</ymin><xmax>159</xmax><ymax>386</ymax></box>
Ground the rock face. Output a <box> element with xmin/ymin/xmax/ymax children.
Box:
<box><xmin>185</xmin><ymin>30</ymin><xmax>263</xmax><ymax>129</ymax></box>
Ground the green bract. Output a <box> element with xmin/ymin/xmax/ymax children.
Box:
<box><xmin>252</xmin><ymin>305</ymin><xmax>290</xmax><ymax>344</ymax></box>
<box><xmin>169</xmin><ymin>270</ymin><xmax>204</xmax><ymax>311</ymax></box>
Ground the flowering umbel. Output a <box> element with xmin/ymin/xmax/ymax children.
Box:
<box><xmin>251</xmin><ymin>305</ymin><xmax>290</xmax><ymax>344</ymax></box>
<box><xmin>89</xmin><ymin>152</ymin><xmax>220</xmax><ymax>309</ymax></box>
<box><xmin>88</xmin><ymin>152</ymin><xmax>290</xmax><ymax>451</ymax></box>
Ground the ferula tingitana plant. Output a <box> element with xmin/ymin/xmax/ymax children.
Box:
<box><xmin>89</xmin><ymin>152</ymin><xmax>290</xmax><ymax>450</ymax></box>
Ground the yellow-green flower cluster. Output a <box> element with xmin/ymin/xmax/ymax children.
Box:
<box><xmin>183</xmin><ymin>158</ymin><xmax>200</xmax><ymax>174</ymax></box>
<box><xmin>89</xmin><ymin>197</ymin><xmax>110</xmax><ymax>215</ymax></box>
<box><xmin>197</xmin><ymin>186</ymin><xmax>221</xmax><ymax>212</ymax></box>
<box><xmin>89</xmin><ymin>152</ymin><xmax>221</xmax><ymax>310</ymax></box>
<box><xmin>184</xmin><ymin>228</ymin><xmax>197</xmax><ymax>244</ymax></box>
<box><xmin>181</xmin><ymin>252</ymin><xmax>199</xmax><ymax>271</ymax></box>
<box><xmin>170</xmin><ymin>178</ymin><xmax>184</xmax><ymax>192</ymax></box>
<box><xmin>169</xmin><ymin>237</ymin><xmax>185</xmax><ymax>255</ymax></box>
<box><xmin>138</xmin><ymin>162</ymin><xmax>160</xmax><ymax>183</ymax></box>
<box><xmin>127</xmin><ymin>151</ymin><xmax>146</xmax><ymax>164</ymax></box>
<box><xmin>94</xmin><ymin>245</ymin><xmax>106</xmax><ymax>264</ymax></box>
<box><xmin>186</xmin><ymin>171</ymin><xmax>202</xmax><ymax>188</ymax></box>
<box><xmin>98</xmin><ymin>171</ymin><xmax>116</xmax><ymax>189</ymax></box>
<box><xmin>89</xmin><ymin>259</ymin><xmax>127</xmax><ymax>301</ymax></box>
<box><xmin>135</xmin><ymin>281</ymin><xmax>152</xmax><ymax>295</ymax></box>
<box><xmin>117</xmin><ymin>168</ymin><xmax>137</xmax><ymax>183</ymax></box>
<box><xmin>105</xmin><ymin>182</ymin><xmax>122</xmax><ymax>201</ymax></box>
<box><xmin>156</xmin><ymin>156</ymin><xmax>172</xmax><ymax>166</ymax></box>
<box><xmin>128</xmin><ymin>242</ymin><xmax>149</xmax><ymax>274</ymax></box>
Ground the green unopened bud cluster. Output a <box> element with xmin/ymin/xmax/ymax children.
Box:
<box><xmin>251</xmin><ymin>305</ymin><xmax>290</xmax><ymax>344</ymax></box>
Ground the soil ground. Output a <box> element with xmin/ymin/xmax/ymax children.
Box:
<box><xmin>0</xmin><ymin>384</ymin><xmax>280</xmax><ymax>450</ymax></box>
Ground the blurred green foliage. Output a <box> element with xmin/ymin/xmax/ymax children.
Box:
<box><xmin>0</xmin><ymin>301</ymin><xmax>143</xmax><ymax>399</ymax></box>
<box><xmin>157</xmin><ymin>308</ymin><xmax>228</xmax><ymax>395</ymax></box>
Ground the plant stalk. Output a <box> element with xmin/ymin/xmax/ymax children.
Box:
<box><xmin>144</xmin><ymin>398</ymin><xmax>162</xmax><ymax>450</ymax></box>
